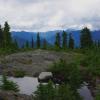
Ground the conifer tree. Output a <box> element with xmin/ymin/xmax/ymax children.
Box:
<box><xmin>0</xmin><ymin>25</ymin><xmax>3</xmax><ymax>47</ymax></box>
<box><xmin>97</xmin><ymin>40</ymin><xmax>100</xmax><ymax>48</ymax></box>
<box><xmin>93</xmin><ymin>40</ymin><xmax>100</xmax><ymax>49</ymax></box>
<box><xmin>37</xmin><ymin>32</ymin><xmax>40</xmax><ymax>48</ymax></box>
<box><xmin>0</xmin><ymin>75</ymin><xmax>19</xmax><ymax>92</ymax></box>
<box><xmin>80</xmin><ymin>27</ymin><xmax>93</xmax><ymax>48</ymax></box>
<box><xmin>3</xmin><ymin>22</ymin><xmax>12</xmax><ymax>47</ymax></box>
<box><xmin>31</xmin><ymin>37</ymin><xmax>34</xmax><ymax>48</ymax></box>
<box><xmin>62</xmin><ymin>31</ymin><xmax>67</xmax><ymax>49</ymax></box>
<box><xmin>58</xmin><ymin>84</ymin><xmax>77</xmax><ymax>100</ymax></box>
<box><xmin>95</xmin><ymin>85</ymin><xmax>100</xmax><ymax>100</ymax></box>
<box><xmin>25</xmin><ymin>41</ymin><xmax>30</xmax><ymax>49</ymax></box>
<box><xmin>34</xmin><ymin>81</ymin><xmax>81</xmax><ymax>100</ymax></box>
<box><xmin>43</xmin><ymin>38</ymin><xmax>47</xmax><ymax>49</ymax></box>
<box><xmin>34</xmin><ymin>81</ymin><xmax>55</xmax><ymax>100</ymax></box>
<box><xmin>13</xmin><ymin>39</ymin><xmax>18</xmax><ymax>50</ymax></box>
<box><xmin>69</xmin><ymin>33</ymin><xmax>74</xmax><ymax>49</ymax></box>
<box><xmin>55</xmin><ymin>32</ymin><xmax>61</xmax><ymax>49</ymax></box>
<box><xmin>93</xmin><ymin>40</ymin><xmax>97</xmax><ymax>48</ymax></box>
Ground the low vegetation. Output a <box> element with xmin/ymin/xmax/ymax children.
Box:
<box><xmin>13</xmin><ymin>69</ymin><xmax>26</xmax><ymax>78</ymax></box>
<box><xmin>34</xmin><ymin>81</ymin><xmax>82</xmax><ymax>100</ymax></box>
<box><xmin>50</xmin><ymin>59</ymin><xmax>83</xmax><ymax>89</ymax></box>
<box><xmin>0</xmin><ymin>75</ymin><xmax>19</xmax><ymax>92</ymax></box>
<box><xmin>34</xmin><ymin>60</ymin><xmax>83</xmax><ymax>100</ymax></box>
<box><xmin>95</xmin><ymin>85</ymin><xmax>100</xmax><ymax>100</ymax></box>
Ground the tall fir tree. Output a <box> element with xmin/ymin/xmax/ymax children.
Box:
<box><xmin>93</xmin><ymin>40</ymin><xmax>97</xmax><ymax>49</ymax></box>
<box><xmin>55</xmin><ymin>32</ymin><xmax>61</xmax><ymax>49</ymax></box>
<box><xmin>97</xmin><ymin>40</ymin><xmax>100</xmax><ymax>48</ymax></box>
<box><xmin>43</xmin><ymin>38</ymin><xmax>47</xmax><ymax>49</ymax></box>
<box><xmin>31</xmin><ymin>37</ymin><xmax>34</xmax><ymax>48</ymax></box>
<box><xmin>62</xmin><ymin>31</ymin><xmax>67</xmax><ymax>49</ymax></box>
<box><xmin>0</xmin><ymin>25</ymin><xmax>3</xmax><ymax>47</ymax></box>
<box><xmin>69</xmin><ymin>33</ymin><xmax>74</xmax><ymax>49</ymax></box>
<box><xmin>3</xmin><ymin>22</ymin><xmax>12</xmax><ymax>47</ymax></box>
<box><xmin>25</xmin><ymin>41</ymin><xmax>30</xmax><ymax>49</ymax></box>
<box><xmin>13</xmin><ymin>39</ymin><xmax>18</xmax><ymax>50</ymax></box>
<box><xmin>80</xmin><ymin>27</ymin><xmax>93</xmax><ymax>48</ymax></box>
<box><xmin>37</xmin><ymin>32</ymin><xmax>40</xmax><ymax>48</ymax></box>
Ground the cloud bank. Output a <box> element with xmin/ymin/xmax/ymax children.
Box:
<box><xmin>0</xmin><ymin>0</ymin><xmax>100</xmax><ymax>32</ymax></box>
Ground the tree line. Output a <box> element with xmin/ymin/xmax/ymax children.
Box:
<box><xmin>24</xmin><ymin>27</ymin><xmax>100</xmax><ymax>50</ymax></box>
<box><xmin>54</xmin><ymin>27</ymin><xmax>100</xmax><ymax>49</ymax></box>
<box><xmin>0</xmin><ymin>22</ymin><xmax>100</xmax><ymax>51</ymax></box>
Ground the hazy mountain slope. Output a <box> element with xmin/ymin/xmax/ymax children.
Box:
<box><xmin>11</xmin><ymin>30</ymin><xmax>100</xmax><ymax>47</ymax></box>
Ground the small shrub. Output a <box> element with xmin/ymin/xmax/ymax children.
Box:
<box><xmin>95</xmin><ymin>85</ymin><xmax>100</xmax><ymax>100</ymax></box>
<box><xmin>0</xmin><ymin>75</ymin><xmax>19</xmax><ymax>92</ymax></box>
<box><xmin>49</xmin><ymin>59</ymin><xmax>83</xmax><ymax>89</ymax></box>
<box><xmin>14</xmin><ymin>69</ymin><xmax>26</xmax><ymax>78</ymax></box>
<box><xmin>33</xmin><ymin>81</ymin><xmax>82</xmax><ymax>100</ymax></box>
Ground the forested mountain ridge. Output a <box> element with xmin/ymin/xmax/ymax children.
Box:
<box><xmin>12</xmin><ymin>30</ymin><xmax>100</xmax><ymax>47</ymax></box>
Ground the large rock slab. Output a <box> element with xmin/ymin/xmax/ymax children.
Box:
<box><xmin>38</xmin><ymin>72</ymin><xmax>53</xmax><ymax>82</ymax></box>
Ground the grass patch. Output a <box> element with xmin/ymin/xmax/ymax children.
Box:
<box><xmin>13</xmin><ymin>69</ymin><xmax>26</xmax><ymax>78</ymax></box>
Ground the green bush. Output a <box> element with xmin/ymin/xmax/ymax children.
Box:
<box><xmin>34</xmin><ymin>81</ymin><xmax>82</xmax><ymax>100</ymax></box>
<box><xmin>0</xmin><ymin>75</ymin><xmax>19</xmax><ymax>92</ymax></box>
<box><xmin>95</xmin><ymin>85</ymin><xmax>100</xmax><ymax>100</ymax></box>
<box><xmin>80</xmin><ymin>49</ymin><xmax>100</xmax><ymax>77</ymax></box>
<box><xmin>14</xmin><ymin>69</ymin><xmax>26</xmax><ymax>78</ymax></box>
<box><xmin>95</xmin><ymin>94</ymin><xmax>100</xmax><ymax>100</ymax></box>
<box><xmin>49</xmin><ymin>59</ymin><xmax>83</xmax><ymax>89</ymax></box>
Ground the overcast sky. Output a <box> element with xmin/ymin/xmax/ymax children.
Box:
<box><xmin>0</xmin><ymin>0</ymin><xmax>100</xmax><ymax>32</ymax></box>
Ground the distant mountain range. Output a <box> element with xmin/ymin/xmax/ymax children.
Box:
<box><xmin>11</xmin><ymin>30</ymin><xmax>100</xmax><ymax>47</ymax></box>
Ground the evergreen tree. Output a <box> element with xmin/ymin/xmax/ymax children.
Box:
<box><xmin>95</xmin><ymin>85</ymin><xmax>100</xmax><ymax>100</ymax></box>
<box><xmin>37</xmin><ymin>32</ymin><xmax>40</xmax><ymax>48</ymax></box>
<box><xmin>58</xmin><ymin>84</ymin><xmax>77</xmax><ymax>100</ymax></box>
<box><xmin>80</xmin><ymin>27</ymin><xmax>93</xmax><ymax>48</ymax></box>
<box><xmin>46</xmin><ymin>81</ymin><xmax>55</xmax><ymax>100</ymax></box>
<box><xmin>69</xmin><ymin>33</ymin><xmax>74</xmax><ymax>49</ymax></box>
<box><xmin>0</xmin><ymin>25</ymin><xmax>3</xmax><ymax>47</ymax></box>
<box><xmin>34</xmin><ymin>81</ymin><xmax>56</xmax><ymax>100</ymax></box>
<box><xmin>50</xmin><ymin>59</ymin><xmax>83</xmax><ymax>89</ymax></box>
<box><xmin>3</xmin><ymin>22</ymin><xmax>12</xmax><ymax>47</ymax></box>
<box><xmin>62</xmin><ymin>31</ymin><xmax>67</xmax><ymax>49</ymax></box>
<box><xmin>93</xmin><ymin>40</ymin><xmax>100</xmax><ymax>49</ymax></box>
<box><xmin>55</xmin><ymin>32</ymin><xmax>61</xmax><ymax>49</ymax></box>
<box><xmin>13</xmin><ymin>39</ymin><xmax>18</xmax><ymax>50</ymax></box>
<box><xmin>97</xmin><ymin>40</ymin><xmax>100</xmax><ymax>48</ymax></box>
<box><xmin>43</xmin><ymin>38</ymin><xmax>47</xmax><ymax>49</ymax></box>
<box><xmin>34</xmin><ymin>81</ymin><xmax>82</xmax><ymax>100</ymax></box>
<box><xmin>93</xmin><ymin>40</ymin><xmax>97</xmax><ymax>48</ymax></box>
<box><xmin>0</xmin><ymin>75</ymin><xmax>19</xmax><ymax>92</ymax></box>
<box><xmin>25</xmin><ymin>41</ymin><xmax>30</xmax><ymax>49</ymax></box>
<box><xmin>31</xmin><ymin>37</ymin><xmax>34</xmax><ymax>48</ymax></box>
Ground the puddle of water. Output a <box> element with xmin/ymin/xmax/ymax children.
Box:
<box><xmin>78</xmin><ymin>85</ymin><xmax>94</xmax><ymax>100</ymax></box>
<box><xmin>8</xmin><ymin>76</ymin><xmax>39</xmax><ymax>95</ymax></box>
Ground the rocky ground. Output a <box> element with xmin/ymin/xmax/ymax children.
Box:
<box><xmin>0</xmin><ymin>49</ymin><xmax>82</xmax><ymax>77</ymax></box>
<box><xmin>0</xmin><ymin>91</ymin><xmax>33</xmax><ymax>100</ymax></box>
